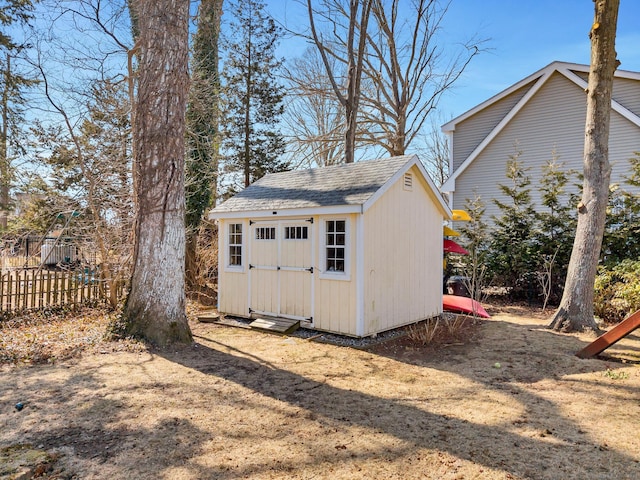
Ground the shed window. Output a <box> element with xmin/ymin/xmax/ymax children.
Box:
<box><xmin>326</xmin><ymin>220</ymin><xmax>346</xmax><ymax>272</ymax></box>
<box><xmin>228</xmin><ymin>223</ymin><xmax>243</xmax><ymax>266</ymax></box>
<box><xmin>255</xmin><ymin>226</ymin><xmax>276</xmax><ymax>240</ymax></box>
<box><xmin>284</xmin><ymin>226</ymin><xmax>308</xmax><ymax>240</ymax></box>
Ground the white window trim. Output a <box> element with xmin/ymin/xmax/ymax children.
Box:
<box><xmin>319</xmin><ymin>217</ymin><xmax>351</xmax><ymax>281</ymax></box>
<box><xmin>225</xmin><ymin>221</ymin><xmax>245</xmax><ymax>273</ymax></box>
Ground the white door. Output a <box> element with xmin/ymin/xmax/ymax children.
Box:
<box><xmin>249</xmin><ymin>220</ymin><xmax>314</xmax><ymax>323</ymax></box>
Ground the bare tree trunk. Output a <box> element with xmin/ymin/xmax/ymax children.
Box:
<box><xmin>549</xmin><ymin>0</ymin><xmax>619</xmax><ymax>333</ymax></box>
<box><xmin>122</xmin><ymin>0</ymin><xmax>192</xmax><ymax>345</ymax></box>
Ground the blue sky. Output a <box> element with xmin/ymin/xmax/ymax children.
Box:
<box><xmin>267</xmin><ymin>0</ymin><xmax>640</xmax><ymax>121</ymax></box>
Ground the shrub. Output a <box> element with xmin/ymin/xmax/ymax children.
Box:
<box><xmin>594</xmin><ymin>260</ymin><xmax>640</xmax><ymax>324</ymax></box>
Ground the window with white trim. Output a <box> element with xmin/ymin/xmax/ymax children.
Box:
<box><xmin>284</xmin><ymin>226</ymin><xmax>308</xmax><ymax>240</ymax></box>
<box><xmin>325</xmin><ymin>220</ymin><xmax>346</xmax><ymax>272</ymax></box>
<box><xmin>228</xmin><ymin>223</ymin><xmax>243</xmax><ymax>266</ymax></box>
<box><xmin>255</xmin><ymin>226</ymin><xmax>276</xmax><ymax>240</ymax></box>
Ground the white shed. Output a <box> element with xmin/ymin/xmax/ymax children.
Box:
<box><xmin>209</xmin><ymin>155</ymin><xmax>452</xmax><ymax>337</ymax></box>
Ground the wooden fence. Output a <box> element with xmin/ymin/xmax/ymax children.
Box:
<box><xmin>0</xmin><ymin>268</ymin><xmax>120</xmax><ymax>314</ymax></box>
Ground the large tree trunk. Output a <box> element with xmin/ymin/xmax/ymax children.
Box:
<box><xmin>549</xmin><ymin>0</ymin><xmax>619</xmax><ymax>333</ymax></box>
<box><xmin>122</xmin><ymin>0</ymin><xmax>192</xmax><ymax>345</ymax></box>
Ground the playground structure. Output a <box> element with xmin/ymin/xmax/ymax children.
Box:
<box><xmin>576</xmin><ymin>309</ymin><xmax>640</xmax><ymax>358</ymax></box>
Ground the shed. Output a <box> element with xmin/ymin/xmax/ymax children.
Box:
<box><xmin>208</xmin><ymin>155</ymin><xmax>452</xmax><ymax>337</ymax></box>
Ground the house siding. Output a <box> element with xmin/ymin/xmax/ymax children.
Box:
<box><xmin>613</xmin><ymin>77</ymin><xmax>640</xmax><ymax>117</ymax></box>
<box><xmin>362</xmin><ymin>165</ymin><xmax>443</xmax><ymax>335</ymax></box>
<box><xmin>452</xmin><ymin>72</ymin><xmax>640</xmax><ymax>221</ymax></box>
<box><xmin>451</xmin><ymin>80</ymin><xmax>537</xmax><ymax>171</ymax></box>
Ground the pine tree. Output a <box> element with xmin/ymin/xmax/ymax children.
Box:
<box><xmin>603</xmin><ymin>153</ymin><xmax>640</xmax><ymax>263</ymax></box>
<box><xmin>185</xmin><ymin>0</ymin><xmax>222</xmax><ymax>289</ymax></box>
<box><xmin>489</xmin><ymin>146</ymin><xmax>537</xmax><ymax>297</ymax></box>
<box><xmin>220</xmin><ymin>0</ymin><xmax>288</xmax><ymax>190</ymax></box>
<box><xmin>0</xmin><ymin>0</ymin><xmax>37</xmax><ymax>229</ymax></box>
<box><xmin>533</xmin><ymin>151</ymin><xmax>578</xmax><ymax>301</ymax></box>
<box><xmin>456</xmin><ymin>192</ymin><xmax>491</xmax><ymax>303</ymax></box>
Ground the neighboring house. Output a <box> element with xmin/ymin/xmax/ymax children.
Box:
<box><xmin>209</xmin><ymin>155</ymin><xmax>451</xmax><ymax>337</ymax></box>
<box><xmin>441</xmin><ymin>61</ymin><xmax>640</xmax><ymax>220</ymax></box>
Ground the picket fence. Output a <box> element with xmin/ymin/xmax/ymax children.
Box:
<box><xmin>0</xmin><ymin>268</ymin><xmax>118</xmax><ymax>314</ymax></box>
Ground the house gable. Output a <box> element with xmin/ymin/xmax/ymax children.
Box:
<box><xmin>447</xmin><ymin>79</ymin><xmax>538</xmax><ymax>171</ymax></box>
<box><xmin>450</xmin><ymin>69</ymin><xmax>640</xmax><ymax>220</ymax></box>
<box><xmin>442</xmin><ymin>61</ymin><xmax>640</xmax><ymax>195</ymax></box>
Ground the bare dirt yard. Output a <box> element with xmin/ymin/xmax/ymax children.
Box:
<box><xmin>1</xmin><ymin>303</ymin><xmax>639</xmax><ymax>479</ymax></box>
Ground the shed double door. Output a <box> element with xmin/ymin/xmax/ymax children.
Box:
<box><xmin>249</xmin><ymin>220</ymin><xmax>314</xmax><ymax>323</ymax></box>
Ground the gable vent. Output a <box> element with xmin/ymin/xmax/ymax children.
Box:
<box><xmin>403</xmin><ymin>173</ymin><xmax>413</xmax><ymax>190</ymax></box>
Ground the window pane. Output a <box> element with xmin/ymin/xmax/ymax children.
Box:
<box><xmin>336</xmin><ymin>220</ymin><xmax>345</xmax><ymax>232</ymax></box>
<box><xmin>229</xmin><ymin>224</ymin><xmax>242</xmax><ymax>266</ymax></box>
<box><xmin>336</xmin><ymin>234</ymin><xmax>345</xmax><ymax>245</ymax></box>
<box><xmin>335</xmin><ymin>260</ymin><xmax>344</xmax><ymax>272</ymax></box>
<box><xmin>327</xmin><ymin>221</ymin><xmax>335</xmax><ymax>232</ymax></box>
<box><xmin>336</xmin><ymin>248</ymin><xmax>345</xmax><ymax>259</ymax></box>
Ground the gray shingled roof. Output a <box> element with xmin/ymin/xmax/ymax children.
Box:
<box><xmin>211</xmin><ymin>155</ymin><xmax>416</xmax><ymax>214</ymax></box>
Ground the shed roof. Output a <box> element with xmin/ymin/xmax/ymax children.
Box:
<box><xmin>210</xmin><ymin>155</ymin><xmax>451</xmax><ymax>219</ymax></box>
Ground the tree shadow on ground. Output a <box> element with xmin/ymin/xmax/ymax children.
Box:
<box><xmin>157</xmin><ymin>326</ymin><xmax>640</xmax><ymax>480</ymax></box>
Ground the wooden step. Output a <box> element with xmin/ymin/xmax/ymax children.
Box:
<box><xmin>197</xmin><ymin>312</ymin><xmax>220</xmax><ymax>323</ymax></box>
<box><xmin>249</xmin><ymin>316</ymin><xmax>300</xmax><ymax>335</ymax></box>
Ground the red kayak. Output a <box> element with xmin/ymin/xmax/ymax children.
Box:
<box><xmin>444</xmin><ymin>239</ymin><xmax>469</xmax><ymax>255</ymax></box>
<box><xmin>443</xmin><ymin>294</ymin><xmax>490</xmax><ymax>318</ymax></box>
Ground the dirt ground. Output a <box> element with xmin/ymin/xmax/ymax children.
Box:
<box><xmin>1</xmin><ymin>304</ymin><xmax>639</xmax><ymax>479</ymax></box>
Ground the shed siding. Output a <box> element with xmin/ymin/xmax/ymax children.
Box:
<box><xmin>362</xmin><ymin>166</ymin><xmax>443</xmax><ymax>335</ymax></box>
<box><xmin>453</xmin><ymin>73</ymin><xmax>640</xmax><ymax>221</ymax></box>
<box><xmin>313</xmin><ymin>214</ymin><xmax>357</xmax><ymax>336</ymax></box>
<box><xmin>217</xmin><ymin>219</ymin><xmax>250</xmax><ymax>317</ymax></box>
<box><xmin>451</xmin><ymin>81</ymin><xmax>536</xmax><ymax>171</ymax></box>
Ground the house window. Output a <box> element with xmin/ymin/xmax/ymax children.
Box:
<box><xmin>228</xmin><ymin>223</ymin><xmax>243</xmax><ymax>266</ymax></box>
<box><xmin>255</xmin><ymin>226</ymin><xmax>276</xmax><ymax>240</ymax></box>
<box><xmin>325</xmin><ymin>220</ymin><xmax>346</xmax><ymax>272</ymax></box>
<box><xmin>284</xmin><ymin>226</ymin><xmax>308</xmax><ymax>240</ymax></box>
